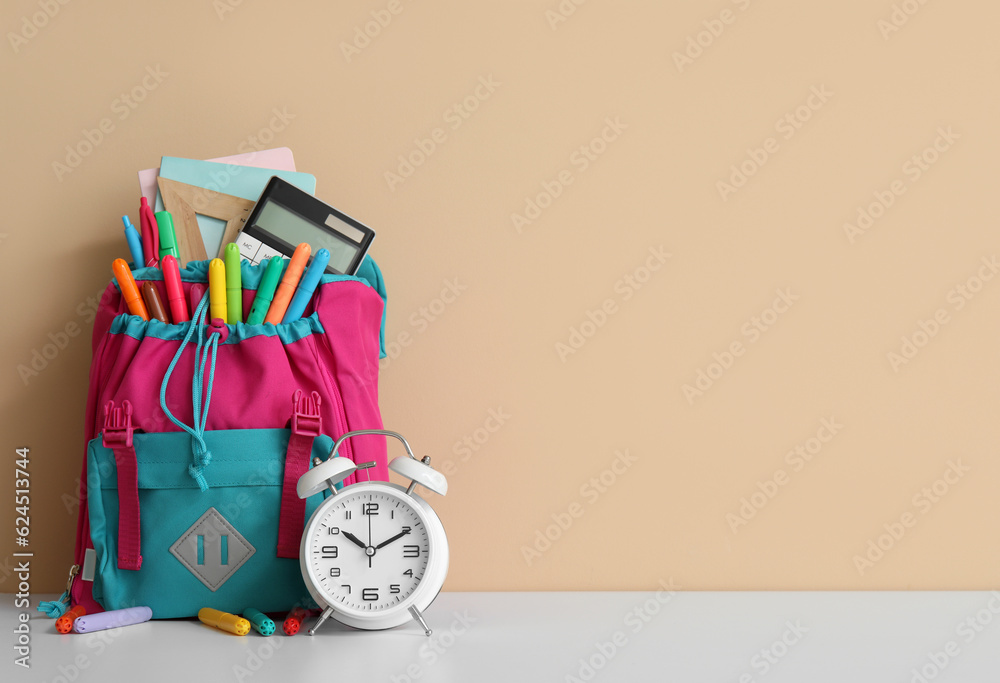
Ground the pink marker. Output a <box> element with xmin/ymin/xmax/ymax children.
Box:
<box><xmin>161</xmin><ymin>255</ymin><xmax>189</xmax><ymax>322</ymax></box>
<box><xmin>139</xmin><ymin>197</ymin><xmax>159</xmax><ymax>268</ymax></box>
<box><xmin>189</xmin><ymin>284</ymin><xmax>206</xmax><ymax>323</ymax></box>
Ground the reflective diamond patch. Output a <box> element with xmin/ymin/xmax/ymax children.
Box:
<box><xmin>169</xmin><ymin>507</ymin><xmax>255</xmax><ymax>591</ymax></box>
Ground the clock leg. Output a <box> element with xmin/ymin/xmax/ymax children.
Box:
<box><xmin>408</xmin><ymin>605</ymin><xmax>432</xmax><ymax>636</ymax></box>
<box><xmin>307</xmin><ymin>606</ymin><xmax>335</xmax><ymax>636</ymax></box>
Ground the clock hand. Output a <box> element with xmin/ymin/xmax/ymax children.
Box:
<box><xmin>342</xmin><ymin>531</ymin><xmax>367</xmax><ymax>550</ymax></box>
<box><xmin>367</xmin><ymin>501</ymin><xmax>373</xmax><ymax>569</ymax></box>
<box><xmin>375</xmin><ymin>528</ymin><xmax>411</xmax><ymax>550</ymax></box>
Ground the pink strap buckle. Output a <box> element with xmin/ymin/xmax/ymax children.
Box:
<box><xmin>102</xmin><ymin>400</ymin><xmax>134</xmax><ymax>449</ymax></box>
<box><xmin>291</xmin><ymin>390</ymin><xmax>322</xmax><ymax>437</ymax></box>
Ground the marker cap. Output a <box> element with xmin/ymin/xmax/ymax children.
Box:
<box><xmin>155</xmin><ymin>211</ymin><xmax>178</xmax><ymax>259</ymax></box>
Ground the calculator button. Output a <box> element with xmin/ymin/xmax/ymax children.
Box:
<box><xmin>236</xmin><ymin>233</ymin><xmax>262</xmax><ymax>262</ymax></box>
<box><xmin>256</xmin><ymin>244</ymin><xmax>283</xmax><ymax>262</ymax></box>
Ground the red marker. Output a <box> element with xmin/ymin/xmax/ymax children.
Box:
<box><xmin>139</xmin><ymin>197</ymin><xmax>159</xmax><ymax>268</ymax></box>
<box><xmin>161</xmin><ymin>255</ymin><xmax>189</xmax><ymax>322</ymax></box>
<box><xmin>282</xmin><ymin>607</ymin><xmax>310</xmax><ymax>635</ymax></box>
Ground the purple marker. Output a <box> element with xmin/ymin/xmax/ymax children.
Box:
<box><xmin>73</xmin><ymin>606</ymin><xmax>152</xmax><ymax>633</ymax></box>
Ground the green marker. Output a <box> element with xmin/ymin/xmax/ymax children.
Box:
<box><xmin>224</xmin><ymin>243</ymin><xmax>243</xmax><ymax>323</ymax></box>
<box><xmin>247</xmin><ymin>256</ymin><xmax>284</xmax><ymax>325</ymax></box>
<box><xmin>243</xmin><ymin>608</ymin><xmax>275</xmax><ymax>636</ymax></box>
<box><xmin>155</xmin><ymin>211</ymin><xmax>179</xmax><ymax>260</ymax></box>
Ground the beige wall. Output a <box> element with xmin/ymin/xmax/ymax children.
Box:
<box><xmin>3</xmin><ymin>0</ymin><xmax>999</xmax><ymax>594</ymax></box>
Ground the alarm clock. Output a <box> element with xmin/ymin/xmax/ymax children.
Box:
<box><xmin>296</xmin><ymin>429</ymin><xmax>449</xmax><ymax>636</ymax></box>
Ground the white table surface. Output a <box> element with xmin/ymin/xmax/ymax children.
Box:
<box><xmin>6</xmin><ymin>591</ymin><xmax>1000</xmax><ymax>682</ymax></box>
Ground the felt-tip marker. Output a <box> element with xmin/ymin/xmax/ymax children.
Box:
<box><xmin>244</xmin><ymin>608</ymin><xmax>275</xmax><ymax>636</ymax></box>
<box><xmin>73</xmin><ymin>606</ymin><xmax>152</xmax><ymax>634</ymax></box>
<box><xmin>112</xmin><ymin>259</ymin><xmax>149</xmax><ymax>320</ymax></box>
<box><xmin>141</xmin><ymin>282</ymin><xmax>170</xmax><ymax>323</ymax></box>
<box><xmin>282</xmin><ymin>248</ymin><xmax>329</xmax><ymax>323</ymax></box>
<box><xmin>55</xmin><ymin>605</ymin><xmax>86</xmax><ymax>634</ymax></box>
<box><xmin>265</xmin><ymin>243</ymin><xmax>310</xmax><ymax>324</ymax></box>
<box><xmin>161</xmin><ymin>255</ymin><xmax>189</xmax><ymax>323</ymax></box>
<box><xmin>224</xmin><ymin>243</ymin><xmax>243</xmax><ymax>323</ymax></box>
<box><xmin>208</xmin><ymin>258</ymin><xmax>227</xmax><ymax>323</ymax></box>
<box><xmin>155</xmin><ymin>211</ymin><xmax>179</xmax><ymax>261</ymax></box>
<box><xmin>247</xmin><ymin>256</ymin><xmax>284</xmax><ymax>325</ymax></box>
<box><xmin>199</xmin><ymin>608</ymin><xmax>250</xmax><ymax>636</ymax></box>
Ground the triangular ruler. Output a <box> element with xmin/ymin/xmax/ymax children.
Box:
<box><xmin>157</xmin><ymin>177</ymin><xmax>255</xmax><ymax>265</ymax></box>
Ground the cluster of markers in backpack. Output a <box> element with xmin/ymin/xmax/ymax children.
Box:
<box><xmin>55</xmin><ymin>604</ymin><xmax>319</xmax><ymax>636</ymax></box>
<box><xmin>116</xmin><ymin>197</ymin><xmax>329</xmax><ymax>326</ymax></box>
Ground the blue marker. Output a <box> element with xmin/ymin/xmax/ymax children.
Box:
<box><xmin>122</xmin><ymin>216</ymin><xmax>144</xmax><ymax>267</ymax></box>
<box><xmin>282</xmin><ymin>248</ymin><xmax>330</xmax><ymax>323</ymax></box>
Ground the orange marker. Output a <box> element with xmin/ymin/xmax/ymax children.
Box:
<box><xmin>56</xmin><ymin>605</ymin><xmax>86</xmax><ymax>634</ymax></box>
<box><xmin>112</xmin><ymin>259</ymin><xmax>150</xmax><ymax>320</ymax></box>
<box><xmin>264</xmin><ymin>244</ymin><xmax>310</xmax><ymax>324</ymax></box>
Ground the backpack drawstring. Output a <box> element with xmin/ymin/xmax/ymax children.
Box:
<box><xmin>160</xmin><ymin>292</ymin><xmax>221</xmax><ymax>492</ymax></box>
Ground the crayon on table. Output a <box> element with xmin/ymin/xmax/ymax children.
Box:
<box><xmin>247</xmin><ymin>256</ymin><xmax>284</xmax><ymax>325</ymax></box>
<box><xmin>224</xmin><ymin>243</ymin><xmax>243</xmax><ymax>323</ymax></box>
<box><xmin>161</xmin><ymin>255</ymin><xmax>189</xmax><ymax>323</ymax></box>
<box><xmin>112</xmin><ymin>259</ymin><xmax>150</xmax><ymax>320</ymax></box>
<box><xmin>141</xmin><ymin>281</ymin><xmax>170</xmax><ymax>323</ymax></box>
<box><xmin>122</xmin><ymin>216</ymin><xmax>144</xmax><ymax>267</ymax></box>
<box><xmin>73</xmin><ymin>606</ymin><xmax>152</xmax><ymax>634</ymax></box>
<box><xmin>208</xmin><ymin>258</ymin><xmax>228</xmax><ymax>323</ymax></box>
<box><xmin>55</xmin><ymin>605</ymin><xmax>86</xmax><ymax>634</ymax></box>
<box><xmin>244</xmin><ymin>608</ymin><xmax>275</xmax><ymax>636</ymax></box>
<box><xmin>265</xmin><ymin>243</ymin><xmax>310</xmax><ymax>324</ymax></box>
<box><xmin>155</xmin><ymin>210</ymin><xmax>179</xmax><ymax>261</ymax></box>
<box><xmin>199</xmin><ymin>608</ymin><xmax>250</xmax><ymax>636</ymax></box>
<box><xmin>282</xmin><ymin>248</ymin><xmax>330</xmax><ymax>323</ymax></box>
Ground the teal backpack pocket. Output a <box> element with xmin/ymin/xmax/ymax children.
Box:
<box><xmin>87</xmin><ymin>428</ymin><xmax>334</xmax><ymax>618</ymax></box>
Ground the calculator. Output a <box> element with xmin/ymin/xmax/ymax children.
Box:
<box><xmin>236</xmin><ymin>176</ymin><xmax>375</xmax><ymax>275</ymax></box>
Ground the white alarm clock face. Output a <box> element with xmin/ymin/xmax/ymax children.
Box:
<box><xmin>302</xmin><ymin>482</ymin><xmax>448</xmax><ymax>630</ymax></box>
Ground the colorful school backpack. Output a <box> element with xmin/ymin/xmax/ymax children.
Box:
<box><xmin>45</xmin><ymin>257</ymin><xmax>388</xmax><ymax>619</ymax></box>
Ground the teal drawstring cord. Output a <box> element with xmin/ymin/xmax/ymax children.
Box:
<box><xmin>37</xmin><ymin>593</ymin><xmax>69</xmax><ymax>618</ymax></box>
<box><xmin>160</xmin><ymin>293</ymin><xmax>221</xmax><ymax>492</ymax></box>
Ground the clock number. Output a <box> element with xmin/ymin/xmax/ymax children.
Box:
<box><xmin>321</xmin><ymin>545</ymin><xmax>338</xmax><ymax>559</ymax></box>
<box><xmin>329</xmin><ymin>568</ymin><xmax>340</xmax><ymax>578</ymax></box>
<box><xmin>362</xmin><ymin>588</ymin><xmax>379</xmax><ymax>602</ymax></box>
<box><xmin>390</xmin><ymin>584</ymin><xmax>400</xmax><ymax>594</ymax></box>
<box><xmin>345</xmin><ymin>510</ymin><xmax>352</xmax><ymax>520</ymax></box>
<box><xmin>363</xmin><ymin>503</ymin><xmax>379</xmax><ymax>516</ymax></box>
<box><xmin>402</xmin><ymin>526</ymin><xmax>411</xmax><ymax>534</ymax></box>
<box><xmin>403</xmin><ymin>545</ymin><xmax>420</xmax><ymax>558</ymax></box>
<box><xmin>403</xmin><ymin>569</ymin><xmax>413</xmax><ymax>577</ymax></box>
<box><xmin>343</xmin><ymin>585</ymin><xmax>351</xmax><ymax>594</ymax></box>
<box><xmin>327</xmin><ymin>526</ymin><xmax>340</xmax><ymax>535</ymax></box>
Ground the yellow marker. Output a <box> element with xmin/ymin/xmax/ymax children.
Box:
<box><xmin>208</xmin><ymin>258</ymin><xmax>228</xmax><ymax>323</ymax></box>
<box><xmin>198</xmin><ymin>607</ymin><xmax>250</xmax><ymax>636</ymax></box>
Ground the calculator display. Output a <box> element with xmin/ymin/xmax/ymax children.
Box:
<box><xmin>256</xmin><ymin>201</ymin><xmax>360</xmax><ymax>274</ymax></box>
